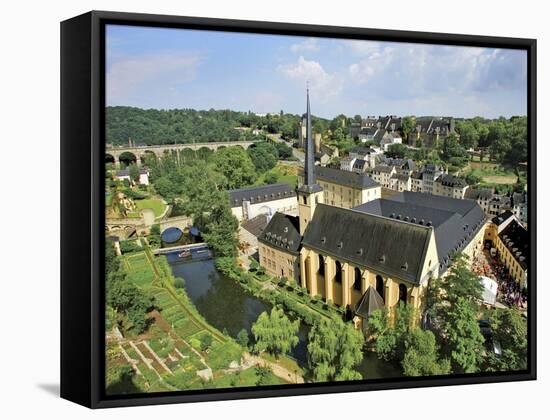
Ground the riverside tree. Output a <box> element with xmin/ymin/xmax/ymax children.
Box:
<box><xmin>252</xmin><ymin>308</ymin><xmax>299</xmax><ymax>359</ymax></box>
<box><xmin>307</xmin><ymin>317</ymin><xmax>364</xmax><ymax>382</ymax></box>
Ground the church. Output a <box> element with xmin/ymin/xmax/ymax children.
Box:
<box><xmin>258</xmin><ymin>89</ymin><xmax>487</xmax><ymax>330</ymax></box>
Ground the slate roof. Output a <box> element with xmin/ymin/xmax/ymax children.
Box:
<box><xmin>353</xmin><ymin>159</ymin><xmax>367</xmax><ymax>171</ymax></box>
<box><xmin>258</xmin><ymin>213</ymin><xmax>302</xmax><ymax>255</ymax></box>
<box><xmin>359</xmin><ymin>127</ymin><xmax>377</xmax><ymax>136</ymax></box>
<box><xmin>372</xmin><ymin>165</ymin><xmax>394</xmax><ymax>174</ymax></box>
<box><xmin>350</xmin><ymin>146</ymin><xmax>377</xmax><ymax>155</ymax></box>
<box><xmin>465</xmin><ymin>188</ymin><xmax>494</xmax><ymax>201</ymax></box>
<box><xmin>302</xmin><ymin>204</ymin><xmax>433</xmax><ymax>284</ymax></box>
<box><xmin>354</xmin><ymin>191</ymin><xmax>486</xmax><ymax>274</ymax></box>
<box><xmin>492</xmin><ymin>210</ymin><xmax>515</xmax><ymax>226</ymax></box>
<box><xmin>499</xmin><ymin>219</ymin><xmax>529</xmax><ymax>269</ymax></box>
<box><xmin>229</xmin><ymin>183</ymin><xmax>296</xmax><ymax>208</ymax></box>
<box><xmin>436</xmin><ymin>174</ymin><xmax>468</xmax><ymax>188</ymax></box>
<box><xmin>241</xmin><ymin>214</ymin><xmax>270</xmax><ymax>238</ymax></box>
<box><xmin>355</xmin><ymin>286</ymin><xmax>385</xmax><ymax>319</ymax></box>
<box><xmin>116</xmin><ymin>168</ymin><xmax>149</xmax><ymax>176</ymax></box>
<box><xmin>304</xmin><ymin>166</ymin><xmax>380</xmax><ymax>189</ymax></box>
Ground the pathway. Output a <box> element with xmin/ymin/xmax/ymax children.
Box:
<box><xmin>243</xmin><ymin>352</ymin><xmax>304</xmax><ymax>384</ymax></box>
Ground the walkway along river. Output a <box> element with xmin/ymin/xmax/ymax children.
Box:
<box><xmin>165</xmin><ymin>250</ymin><xmax>401</xmax><ymax>380</ymax></box>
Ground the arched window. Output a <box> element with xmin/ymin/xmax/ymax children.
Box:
<box><xmin>318</xmin><ymin>254</ymin><xmax>325</xmax><ymax>276</ymax></box>
<box><xmin>335</xmin><ymin>261</ymin><xmax>342</xmax><ymax>283</ymax></box>
<box><xmin>302</xmin><ymin>195</ymin><xmax>307</xmax><ymax>205</ymax></box>
<box><xmin>399</xmin><ymin>284</ymin><xmax>408</xmax><ymax>305</ymax></box>
<box><xmin>376</xmin><ymin>275</ymin><xmax>385</xmax><ymax>302</ymax></box>
<box><xmin>353</xmin><ymin>267</ymin><xmax>362</xmax><ymax>291</ymax></box>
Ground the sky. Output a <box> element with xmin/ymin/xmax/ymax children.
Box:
<box><xmin>106</xmin><ymin>24</ymin><xmax>527</xmax><ymax>119</ymax></box>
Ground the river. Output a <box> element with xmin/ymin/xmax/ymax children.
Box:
<box><xmin>165</xmin><ymin>251</ymin><xmax>401</xmax><ymax>380</ymax></box>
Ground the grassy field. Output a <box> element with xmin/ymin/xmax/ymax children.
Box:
<box><xmin>134</xmin><ymin>198</ymin><xmax>167</xmax><ymax>218</ymax></box>
<box><xmin>464</xmin><ymin>162</ymin><xmax>519</xmax><ymax>185</ymax></box>
<box><xmin>255</xmin><ymin>163</ymin><xmax>298</xmax><ymax>187</ymax></box>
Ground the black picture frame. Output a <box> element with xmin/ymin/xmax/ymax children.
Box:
<box><xmin>60</xmin><ymin>10</ymin><xmax>537</xmax><ymax>409</ymax></box>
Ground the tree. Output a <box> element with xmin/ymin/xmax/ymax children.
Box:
<box><xmin>200</xmin><ymin>334</ymin><xmax>214</xmax><ymax>351</ymax></box>
<box><xmin>367</xmin><ymin>304</ymin><xmax>416</xmax><ymax>362</ymax></box>
<box><xmin>402</xmin><ymin>329</ymin><xmax>451</xmax><ymax>376</ymax></box>
<box><xmin>173</xmin><ymin>277</ymin><xmax>185</xmax><ymax>289</ymax></box>
<box><xmin>307</xmin><ymin>317</ymin><xmax>364</xmax><ymax>382</ymax></box>
<box><xmin>252</xmin><ymin>308</ymin><xmax>299</xmax><ymax>359</ymax></box>
<box><xmin>237</xmin><ymin>329</ymin><xmax>250</xmax><ymax>348</ymax></box>
<box><xmin>264</xmin><ymin>172</ymin><xmax>278</xmax><ymax>184</ymax></box>
<box><xmin>275</xmin><ymin>142</ymin><xmax>293</xmax><ymax>160</ymax></box>
<box><xmin>247</xmin><ymin>142</ymin><xmax>278</xmax><ymax>173</ymax></box>
<box><xmin>201</xmin><ymin>202</ymin><xmax>239</xmax><ymax>257</ymax></box>
<box><xmin>440</xmin><ymin>133</ymin><xmax>468</xmax><ymax>168</ymax></box>
<box><xmin>456</xmin><ymin>121</ymin><xmax>479</xmax><ymax>150</ymax></box>
<box><xmin>486</xmin><ymin>308</ymin><xmax>527</xmax><ymax>371</ymax></box>
<box><xmin>213</xmin><ymin>146</ymin><xmax>257</xmax><ymax>189</ymax></box>
<box><xmin>128</xmin><ymin>163</ymin><xmax>140</xmax><ymax>184</ymax></box>
<box><xmin>432</xmin><ymin>253</ymin><xmax>484</xmax><ymax>308</ymax></box>
<box><xmin>401</xmin><ymin>116</ymin><xmax>415</xmax><ymax>141</ymax></box>
<box><xmin>386</xmin><ymin>143</ymin><xmax>407</xmax><ymax>159</ymax></box>
<box><xmin>446</xmin><ymin>297</ymin><xmax>485</xmax><ymax>373</ymax></box>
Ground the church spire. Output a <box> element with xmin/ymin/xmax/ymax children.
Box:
<box><xmin>304</xmin><ymin>86</ymin><xmax>316</xmax><ymax>187</ymax></box>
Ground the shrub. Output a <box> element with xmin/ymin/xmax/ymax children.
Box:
<box><xmin>200</xmin><ymin>334</ymin><xmax>214</xmax><ymax>351</ymax></box>
<box><xmin>174</xmin><ymin>277</ymin><xmax>185</xmax><ymax>289</ymax></box>
<box><xmin>119</xmin><ymin>240</ymin><xmax>141</xmax><ymax>254</ymax></box>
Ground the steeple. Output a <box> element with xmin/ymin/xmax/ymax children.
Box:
<box><xmin>298</xmin><ymin>87</ymin><xmax>322</xmax><ymax>194</ymax></box>
<box><xmin>304</xmin><ymin>86</ymin><xmax>315</xmax><ymax>187</ymax></box>
<box><xmin>297</xmin><ymin>87</ymin><xmax>323</xmax><ymax>235</ymax></box>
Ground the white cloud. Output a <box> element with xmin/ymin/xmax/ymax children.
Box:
<box><xmin>290</xmin><ymin>38</ymin><xmax>320</xmax><ymax>53</ymax></box>
<box><xmin>277</xmin><ymin>56</ymin><xmax>342</xmax><ymax>101</ymax></box>
<box><xmin>107</xmin><ymin>52</ymin><xmax>204</xmax><ymax>103</ymax></box>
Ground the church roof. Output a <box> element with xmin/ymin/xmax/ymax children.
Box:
<box><xmin>228</xmin><ymin>183</ymin><xmax>295</xmax><ymax>208</ymax></box>
<box><xmin>258</xmin><ymin>213</ymin><xmax>302</xmax><ymax>255</ymax></box>
<box><xmin>355</xmin><ymin>286</ymin><xmax>385</xmax><ymax>319</ymax></box>
<box><xmin>302</xmin><ymin>203</ymin><xmax>432</xmax><ymax>284</ymax></box>
<box><xmin>354</xmin><ymin>191</ymin><xmax>486</xmax><ymax>274</ymax></box>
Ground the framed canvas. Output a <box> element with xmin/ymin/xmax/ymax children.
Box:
<box><xmin>60</xmin><ymin>10</ymin><xmax>536</xmax><ymax>408</ymax></box>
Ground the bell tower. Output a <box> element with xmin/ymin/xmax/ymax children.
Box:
<box><xmin>297</xmin><ymin>87</ymin><xmax>323</xmax><ymax>235</ymax></box>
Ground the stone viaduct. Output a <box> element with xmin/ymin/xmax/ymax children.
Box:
<box><xmin>106</xmin><ymin>140</ymin><xmax>256</xmax><ymax>166</ymax></box>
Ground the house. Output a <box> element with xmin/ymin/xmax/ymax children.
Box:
<box><xmin>433</xmin><ymin>174</ymin><xmax>469</xmax><ymax>199</ymax></box>
<box><xmin>408</xmin><ymin>117</ymin><xmax>455</xmax><ymax>148</ymax></box>
<box><xmin>370</xmin><ymin>165</ymin><xmax>396</xmax><ymax>189</ymax></box>
<box><xmin>465</xmin><ymin>188</ymin><xmax>494</xmax><ymax>213</ymax></box>
<box><xmin>421</xmin><ymin>163</ymin><xmax>445</xmax><ymax>194</ymax></box>
<box><xmin>115</xmin><ymin>168</ymin><xmax>150</xmax><ymax>185</ymax></box>
<box><xmin>484</xmin><ymin>211</ymin><xmax>528</xmax><ymax>288</ymax></box>
<box><xmin>228</xmin><ymin>183</ymin><xmax>297</xmax><ymax>221</ymax></box>
<box><xmin>340</xmin><ymin>155</ymin><xmax>357</xmax><ymax>172</ymax></box>
<box><xmin>314</xmin><ymin>151</ymin><xmax>330</xmax><ymax>166</ymax></box>
<box><xmin>512</xmin><ymin>192</ymin><xmax>528</xmax><ymax>224</ymax></box>
<box><xmin>352</xmin><ymin>159</ymin><xmax>368</xmax><ymax>174</ymax></box>
<box><xmin>410</xmin><ymin>171</ymin><xmax>423</xmax><ymax>192</ymax></box>
<box><xmin>380</xmin><ymin>131</ymin><xmax>403</xmax><ymax>151</ymax></box>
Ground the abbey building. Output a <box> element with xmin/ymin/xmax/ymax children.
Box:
<box><xmin>258</xmin><ymin>89</ymin><xmax>487</xmax><ymax>330</ymax></box>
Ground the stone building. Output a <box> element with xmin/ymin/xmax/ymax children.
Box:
<box><xmin>433</xmin><ymin>174</ymin><xmax>469</xmax><ymax>199</ymax></box>
<box><xmin>259</xmin><ymin>90</ymin><xmax>486</xmax><ymax>332</ymax></box>
<box><xmin>484</xmin><ymin>211</ymin><xmax>528</xmax><ymax>288</ymax></box>
<box><xmin>229</xmin><ymin>183</ymin><xmax>297</xmax><ymax>221</ymax></box>
<box><xmin>298</xmin><ymin>165</ymin><xmax>381</xmax><ymax>209</ymax></box>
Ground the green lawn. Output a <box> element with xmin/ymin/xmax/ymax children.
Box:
<box><xmin>255</xmin><ymin>163</ymin><xmax>298</xmax><ymax>187</ymax></box>
<box><xmin>134</xmin><ymin>198</ymin><xmax>167</xmax><ymax>218</ymax></box>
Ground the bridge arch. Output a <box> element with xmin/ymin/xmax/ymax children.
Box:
<box><xmin>118</xmin><ymin>151</ymin><xmax>138</xmax><ymax>168</ymax></box>
<box><xmin>197</xmin><ymin>146</ymin><xmax>212</xmax><ymax>161</ymax></box>
<box><xmin>140</xmin><ymin>150</ymin><xmax>157</xmax><ymax>165</ymax></box>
